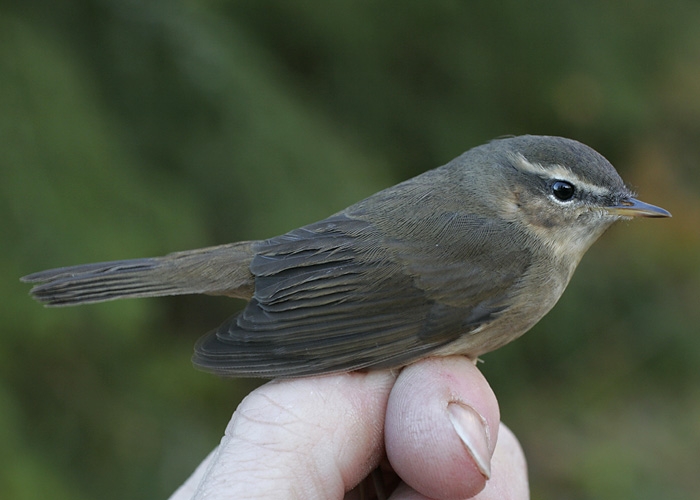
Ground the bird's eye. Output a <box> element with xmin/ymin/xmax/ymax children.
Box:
<box><xmin>551</xmin><ymin>180</ymin><xmax>575</xmax><ymax>201</ymax></box>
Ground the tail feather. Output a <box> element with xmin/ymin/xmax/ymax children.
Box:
<box><xmin>22</xmin><ymin>242</ymin><xmax>257</xmax><ymax>306</ymax></box>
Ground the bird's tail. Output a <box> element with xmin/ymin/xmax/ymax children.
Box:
<box><xmin>21</xmin><ymin>242</ymin><xmax>256</xmax><ymax>306</ymax></box>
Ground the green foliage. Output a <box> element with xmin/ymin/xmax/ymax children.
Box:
<box><xmin>2</xmin><ymin>1</ymin><xmax>700</xmax><ymax>499</ymax></box>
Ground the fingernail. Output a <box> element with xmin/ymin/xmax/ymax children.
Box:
<box><xmin>447</xmin><ymin>402</ymin><xmax>492</xmax><ymax>479</ymax></box>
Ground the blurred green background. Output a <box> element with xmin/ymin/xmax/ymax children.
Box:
<box><xmin>3</xmin><ymin>1</ymin><xmax>700</xmax><ymax>499</ymax></box>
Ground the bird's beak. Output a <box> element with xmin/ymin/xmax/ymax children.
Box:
<box><xmin>606</xmin><ymin>198</ymin><xmax>671</xmax><ymax>218</ymax></box>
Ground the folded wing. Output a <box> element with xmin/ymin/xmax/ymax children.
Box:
<box><xmin>194</xmin><ymin>212</ymin><xmax>529</xmax><ymax>377</ymax></box>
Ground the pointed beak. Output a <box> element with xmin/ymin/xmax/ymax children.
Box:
<box><xmin>606</xmin><ymin>198</ymin><xmax>671</xmax><ymax>218</ymax></box>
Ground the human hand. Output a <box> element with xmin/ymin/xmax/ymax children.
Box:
<box><xmin>169</xmin><ymin>356</ymin><xmax>528</xmax><ymax>499</ymax></box>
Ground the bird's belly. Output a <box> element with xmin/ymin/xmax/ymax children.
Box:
<box><xmin>431</xmin><ymin>271</ymin><xmax>569</xmax><ymax>359</ymax></box>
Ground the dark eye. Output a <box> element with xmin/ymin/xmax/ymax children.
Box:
<box><xmin>551</xmin><ymin>180</ymin><xmax>575</xmax><ymax>201</ymax></box>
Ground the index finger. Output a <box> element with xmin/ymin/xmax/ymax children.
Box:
<box><xmin>181</xmin><ymin>370</ymin><xmax>397</xmax><ymax>499</ymax></box>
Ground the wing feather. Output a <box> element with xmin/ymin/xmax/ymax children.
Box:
<box><xmin>193</xmin><ymin>211</ymin><xmax>531</xmax><ymax>377</ymax></box>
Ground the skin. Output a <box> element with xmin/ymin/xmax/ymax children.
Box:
<box><xmin>169</xmin><ymin>357</ymin><xmax>529</xmax><ymax>500</ymax></box>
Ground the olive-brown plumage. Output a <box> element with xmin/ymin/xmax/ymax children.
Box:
<box><xmin>22</xmin><ymin>135</ymin><xmax>670</xmax><ymax>377</ymax></box>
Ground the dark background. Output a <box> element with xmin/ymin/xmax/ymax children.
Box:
<box><xmin>3</xmin><ymin>1</ymin><xmax>700</xmax><ymax>499</ymax></box>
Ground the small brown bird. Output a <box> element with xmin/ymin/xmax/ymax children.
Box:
<box><xmin>22</xmin><ymin>135</ymin><xmax>670</xmax><ymax>378</ymax></box>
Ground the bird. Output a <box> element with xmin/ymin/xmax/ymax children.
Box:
<box><xmin>21</xmin><ymin>135</ymin><xmax>670</xmax><ymax>378</ymax></box>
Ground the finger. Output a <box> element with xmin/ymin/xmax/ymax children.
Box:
<box><xmin>385</xmin><ymin>356</ymin><xmax>500</xmax><ymax>499</ymax></box>
<box><xmin>473</xmin><ymin>423</ymin><xmax>528</xmax><ymax>500</ymax></box>
<box><xmin>389</xmin><ymin>482</ymin><xmax>431</xmax><ymax>500</ymax></box>
<box><xmin>168</xmin><ymin>448</ymin><xmax>217</xmax><ymax>500</ymax></box>
<box><xmin>190</xmin><ymin>370</ymin><xmax>397</xmax><ymax>500</ymax></box>
<box><xmin>388</xmin><ymin>424</ymin><xmax>528</xmax><ymax>500</ymax></box>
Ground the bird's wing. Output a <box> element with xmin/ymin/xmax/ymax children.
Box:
<box><xmin>193</xmin><ymin>212</ymin><xmax>530</xmax><ymax>377</ymax></box>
